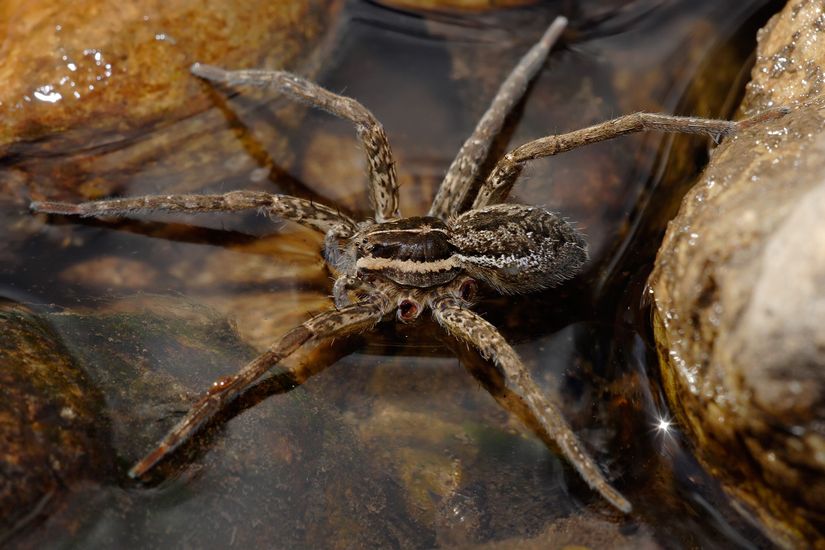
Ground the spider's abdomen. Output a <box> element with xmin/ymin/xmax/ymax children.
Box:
<box><xmin>450</xmin><ymin>204</ymin><xmax>588</xmax><ymax>294</ymax></box>
<box><xmin>355</xmin><ymin>216</ymin><xmax>461</xmax><ymax>287</ymax></box>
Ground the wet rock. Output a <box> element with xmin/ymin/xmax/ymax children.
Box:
<box><xmin>46</xmin><ymin>295</ymin><xmax>255</xmax><ymax>462</ymax></box>
<box><xmin>649</xmin><ymin>0</ymin><xmax>825</xmax><ymax>546</ymax></box>
<box><xmin>0</xmin><ymin>306</ymin><xmax>110</xmax><ymax>540</ymax></box>
<box><xmin>354</xmin><ymin>402</ymin><xmax>472</xmax><ymax>526</ymax></box>
<box><xmin>0</xmin><ymin>0</ymin><xmax>342</xmax><ymax>148</ymax></box>
<box><xmin>743</xmin><ymin>0</ymin><xmax>825</xmax><ymax>113</ymax></box>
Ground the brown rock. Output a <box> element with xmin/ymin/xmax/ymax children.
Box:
<box><xmin>649</xmin><ymin>0</ymin><xmax>825</xmax><ymax>546</ymax></box>
<box><xmin>0</xmin><ymin>0</ymin><xmax>342</xmax><ymax>147</ymax></box>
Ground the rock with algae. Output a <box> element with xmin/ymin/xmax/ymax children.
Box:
<box><xmin>649</xmin><ymin>1</ymin><xmax>825</xmax><ymax>547</ymax></box>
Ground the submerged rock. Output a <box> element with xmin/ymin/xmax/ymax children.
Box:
<box><xmin>649</xmin><ymin>0</ymin><xmax>825</xmax><ymax>546</ymax></box>
<box><xmin>0</xmin><ymin>306</ymin><xmax>110</xmax><ymax>540</ymax></box>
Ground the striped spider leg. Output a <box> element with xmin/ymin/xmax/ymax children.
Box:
<box><xmin>432</xmin><ymin>296</ymin><xmax>632</xmax><ymax>513</ymax></box>
<box><xmin>189</xmin><ymin>62</ymin><xmax>400</xmax><ymax>222</ymax></box>
<box><xmin>471</xmin><ymin>107</ymin><xmax>792</xmax><ymax>209</ymax></box>
<box><xmin>31</xmin><ymin>191</ymin><xmax>356</xmax><ymax>235</ymax></box>
<box><xmin>428</xmin><ymin>16</ymin><xmax>567</xmax><ymax>219</ymax></box>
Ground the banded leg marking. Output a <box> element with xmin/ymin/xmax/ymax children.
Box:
<box><xmin>432</xmin><ymin>296</ymin><xmax>632</xmax><ymax>514</ymax></box>
<box><xmin>191</xmin><ymin>63</ymin><xmax>400</xmax><ymax>222</ymax></box>
<box><xmin>31</xmin><ymin>190</ymin><xmax>357</xmax><ymax>235</ymax></box>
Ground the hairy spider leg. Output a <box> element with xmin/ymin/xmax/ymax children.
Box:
<box><xmin>31</xmin><ymin>190</ymin><xmax>357</xmax><ymax>236</ymax></box>
<box><xmin>190</xmin><ymin>63</ymin><xmax>400</xmax><ymax>222</ymax></box>
<box><xmin>473</xmin><ymin>107</ymin><xmax>792</xmax><ymax>209</ymax></box>
<box><xmin>432</xmin><ymin>296</ymin><xmax>632</xmax><ymax>513</ymax></box>
<box><xmin>428</xmin><ymin>15</ymin><xmax>567</xmax><ymax>219</ymax></box>
<box><xmin>129</xmin><ymin>298</ymin><xmax>390</xmax><ymax>478</ymax></box>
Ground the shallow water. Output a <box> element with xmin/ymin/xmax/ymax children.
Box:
<box><xmin>1</xmin><ymin>0</ymin><xmax>784</xmax><ymax>547</ymax></box>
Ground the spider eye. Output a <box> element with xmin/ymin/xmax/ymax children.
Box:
<box><xmin>459</xmin><ymin>279</ymin><xmax>478</xmax><ymax>302</ymax></box>
<box><xmin>398</xmin><ymin>299</ymin><xmax>419</xmax><ymax>321</ymax></box>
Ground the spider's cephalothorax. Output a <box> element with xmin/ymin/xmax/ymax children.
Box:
<box><xmin>352</xmin><ymin>216</ymin><xmax>462</xmax><ymax>288</ymax></box>
<box><xmin>31</xmin><ymin>15</ymin><xmax>789</xmax><ymax>515</ymax></box>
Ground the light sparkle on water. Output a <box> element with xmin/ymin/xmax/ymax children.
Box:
<box><xmin>656</xmin><ymin>415</ymin><xmax>674</xmax><ymax>435</ymax></box>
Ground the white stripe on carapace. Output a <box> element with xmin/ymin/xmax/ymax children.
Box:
<box><xmin>366</xmin><ymin>227</ymin><xmax>450</xmax><ymax>236</ymax></box>
<box><xmin>356</xmin><ymin>255</ymin><xmax>459</xmax><ymax>273</ymax></box>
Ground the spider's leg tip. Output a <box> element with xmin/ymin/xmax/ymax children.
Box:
<box><xmin>129</xmin><ymin>444</ymin><xmax>170</xmax><ymax>479</ymax></box>
<box><xmin>615</xmin><ymin>495</ymin><xmax>633</xmax><ymax>514</ymax></box>
<box><xmin>190</xmin><ymin>62</ymin><xmax>225</xmax><ymax>82</ymax></box>
<box><xmin>30</xmin><ymin>200</ymin><xmax>82</xmax><ymax>215</ymax></box>
<box><xmin>601</xmin><ymin>486</ymin><xmax>633</xmax><ymax>514</ymax></box>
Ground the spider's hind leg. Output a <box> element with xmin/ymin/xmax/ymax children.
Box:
<box><xmin>432</xmin><ymin>296</ymin><xmax>632</xmax><ymax>514</ymax></box>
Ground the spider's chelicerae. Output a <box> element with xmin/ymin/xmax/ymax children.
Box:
<box><xmin>32</xmin><ymin>16</ymin><xmax>787</xmax><ymax>514</ymax></box>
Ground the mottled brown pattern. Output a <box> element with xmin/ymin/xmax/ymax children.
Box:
<box><xmin>451</xmin><ymin>204</ymin><xmax>587</xmax><ymax>293</ymax></box>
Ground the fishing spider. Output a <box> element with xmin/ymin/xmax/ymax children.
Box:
<box><xmin>31</xmin><ymin>16</ymin><xmax>786</xmax><ymax>514</ymax></box>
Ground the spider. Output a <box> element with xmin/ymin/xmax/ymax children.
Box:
<box><xmin>31</xmin><ymin>16</ymin><xmax>786</xmax><ymax>515</ymax></box>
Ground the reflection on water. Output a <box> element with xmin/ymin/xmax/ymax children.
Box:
<box><xmin>0</xmin><ymin>0</ymin><xmax>783</xmax><ymax>547</ymax></box>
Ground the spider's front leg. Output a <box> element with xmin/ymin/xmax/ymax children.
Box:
<box><xmin>429</xmin><ymin>16</ymin><xmax>567</xmax><ymax>219</ymax></box>
<box><xmin>31</xmin><ymin>190</ymin><xmax>357</xmax><ymax>235</ymax></box>
<box><xmin>472</xmin><ymin>107</ymin><xmax>792</xmax><ymax>209</ymax></box>
<box><xmin>190</xmin><ymin>63</ymin><xmax>400</xmax><ymax>222</ymax></box>
<box><xmin>431</xmin><ymin>296</ymin><xmax>632</xmax><ymax>514</ymax></box>
<box><xmin>129</xmin><ymin>295</ymin><xmax>392</xmax><ymax>478</ymax></box>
